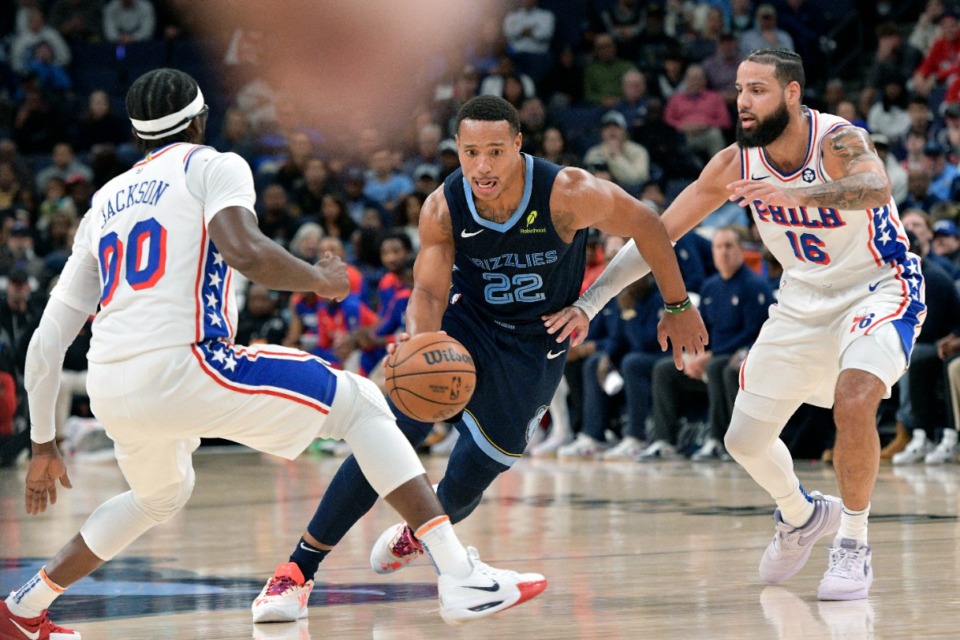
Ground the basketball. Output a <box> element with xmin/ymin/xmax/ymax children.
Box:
<box><xmin>384</xmin><ymin>332</ymin><xmax>476</xmax><ymax>422</ymax></box>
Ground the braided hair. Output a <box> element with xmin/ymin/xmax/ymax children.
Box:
<box><xmin>744</xmin><ymin>48</ymin><xmax>805</xmax><ymax>94</ymax></box>
<box><xmin>125</xmin><ymin>68</ymin><xmax>203</xmax><ymax>150</ymax></box>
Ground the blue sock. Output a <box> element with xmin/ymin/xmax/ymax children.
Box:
<box><xmin>289</xmin><ymin>537</ymin><xmax>329</xmax><ymax>581</ymax></box>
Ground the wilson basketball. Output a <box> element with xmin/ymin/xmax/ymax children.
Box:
<box><xmin>384</xmin><ymin>332</ymin><xmax>476</xmax><ymax>422</ymax></box>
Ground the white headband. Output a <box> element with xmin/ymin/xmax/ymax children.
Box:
<box><xmin>129</xmin><ymin>88</ymin><xmax>206</xmax><ymax>140</ymax></box>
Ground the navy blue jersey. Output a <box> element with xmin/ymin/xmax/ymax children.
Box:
<box><xmin>443</xmin><ymin>154</ymin><xmax>587</xmax><ymax>331</ymax></box>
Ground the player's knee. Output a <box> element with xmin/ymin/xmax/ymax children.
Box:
<box><xmin>724</xmin><ymin>409</ymin><xmax>768</xmax><ymax>460</ymax></box>
<box><xmin>135</xmin><ymin>472</ymin><xmax>195</xmax><ymax>524</ymax></box>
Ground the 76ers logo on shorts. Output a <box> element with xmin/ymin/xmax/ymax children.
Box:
<box><xmin>850</xmin><ymin>308</ymin><xmax>875</xmax><ymax>333</ymax></box>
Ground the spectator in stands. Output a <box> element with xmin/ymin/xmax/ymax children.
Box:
<box><xmin>922</xmin><ymin>140</ymin><xmax>960</xmax><ymax>201</ymax></box>
<box><xmin>638</xmin><ymin>227</ymin><xmax>772</xmax><ymax>461</ymax></box>
<box><xmin>410</xmin><ymin>164</ymin><xmax>439</xmax><ymax>199</ymax></box>
<box><xmin>211</xmin><ymin>106</ymin><xmax>259</xmax><ymax>166</ymax></box>
<box><xmin>479</xmin><ymin>55</ymin><xmax>537</xmax><ymax>106</ymax></box>
<box><xmin>871</xmin><ymin>134</ymin><xmax>909</xmax><ymax>207</ymax></box>
<box><xmin>354</xmin><ymin>232</ymin><xmax>415</xmax><ymax>377</ymax></box>
<box><xmin>537</xmin><ymin>126</ymin><xmax>581</xmax><ymax>167</ymax></box>
<box><xmin>34</xmin><ymin>142</ymin><xmax>92</xmax><ymax>193</ymax></box>
<box><xmin>891</xmin><ymin>236</ymin><xmax>960</xmax><ymax>465</ymax></box>
<box><xmin>682</xmin><ymin>5</ymin><xmax>725</xmax><ymax>63</ymax></box>
<box><xmin>903</xmin><ymin>207</ymin><xmax>957</xmax><ymax>281</ymax></box>
<box><xmin>635</xmin><ymin>2</ymin><xmax>680</xmax><ymax>76</ymax></box>
<box><xmin>866</xmin><ymin>22</ymin><xmax>923</xmax><ymax>93</ymax></box>
<box><xmin>235</xmin><ymin>282</ymin><xmax>288</xmax><ymax>347</ymax></box>
<box><xmin>561</xmin><ymin>272</ymin><xmax>667</xmax><ymax>460</ymax></box>
<box><xmin>518</xmin><ymin>97</ymin><xmax>548</xmax><ymax>155</ymax></box>
<box><xmin>257</xmin><ymin>183</ymin><xmax>299</xmax><ymax>249</ymax></box>
<box><xmin>538</xmin><ymin>45</ymin><xmax>584</xmax><ymax>110</ymax></box>
<box><xmin>10</xmin><ymin>7</ymin><xmax>72</xmax><ymax>74</ymax></box>
<box><xmin>584</xmin><ymin>33</ymin><xmax>638</xmax><ymax>108</ymax></box>
<box><xmin>394</xmin><ymin>192</ymin><xmax>424</xmax><ymax>254</ymax></box>
<box><xmin>502</xmin><ymin>0</ymin><xmax>555</xmax><ymax>81</ymax></box>
<box><xmin>290</xmin><ymin>157</ymin><xmax>337</xmax><ymax>219</ymax></box>
<box><xmin>912</xmin><ymin>7</ymin><xmax>960</xmax><ymax>99</ymax></box>
<box><xmin>102</xmin><ymin>0</ymin><xmax>155</xmax><ymax>44</ymax></box>
<box><xmin>612</xmin><ymin>68</ymin><xmax>649</xmax><ymax>135</ymax></box>
<box><xmin>729</xmin><ymin>0</ymin><xmax>755</xmax><ymax>36</ymax></box>
<box><xmin>18</xmin><ymin>41</ymin><xmax>72</xmax><ymax>98</ymax></box>
<box><xmin>599</xmin><ymin>0</ymin><xmax>644</xmax><ymax>61</ymax></box>
<box><xmin>583</xmin><ymin>110</ymin><xmax>650</xmax><ymax>193</ymax></box>
<box><xmin>702</xmin><ymin>32</ymin><xmax>742</xmax><ymax>120</ymax></box>
<box><xmin>776</xmin><ymin>0</ymin><xmax>827</xmax><ymax>88</ymax></box>
<box><xmin>434</xmin><ymin>64</ymin><xmax>480</xmax><ymax>137</ymax></box>
<box><xmin>363</xmin><ymin>148</ymin><xmax>414</xmax><ymax>218</ymax></box>
<box><xmin>649</xmin><ymin>47</ymin><xmax>687</xmax><ymax>100</ymax></box>
<box><xmin>0</xmin><ymin>161</ymin><xmax>34</xmax><ymax>218</ymax></box>
<box><xmin>319</xmin><ymin>193</ymin><xmax>359</xmax><ymax>248</ymax></box>
<box><xmin>72</xmin><ymin>89</ymin><xmax>130</xmax><ymax>154</ymax></box>
<box><xmin>738</xmin><ymin>4</ymin><xmax>794</xmax><ymax>58</ymax></box>
<box><xmin>903</xmin><ymin>167</ymin><xmax>942</xmax><ymax>212</ymax></box>
<box><xmin>340</xmin><ymin>167</ymin><xmax>382</xmax><ymax>226</ymax></box>
<box><xmin>270</xmin><ymin>130</ymin><xmax>316</xmax><ymax>194</ymax></box>
<box><xmin>49</xmin><ymin>0</ymin><xmax>103</xmax><ymax>44</ymax></box>
<box><xmin>867</xmin><ymin>77</ymin><xmax>912</xmax><ymax>143</ymax></box>
<box><xmin>437</xmin><ymin>138</ymin><xmax>461</xmax><ymax>180</ymax></box>
<box><xmin>664</xmin><ymin>64</ymin><xmax>731</xmax><ymax>162</ymax></box>
<box><xmin>931</xmin><ymin>218</ymin><xmax>960</xmax><ymax>275</ymax></box>
<box><xmin>283</xmin><ymin>283</ymin><xmax>377</xmax><ymax>371</ymax></box>
<box><xmin>401</xmin><ymin>123</ymin><xmax>442</xmax><ymax>179</ymax></box>
<box><xmin>635</xmin><ymin>96</ymin><xmax>702</xmax><ymax>180</ymax></box>
<box><xmin>901</xmin><ymin>129</ymin><xmax>929</xmax><ymax>173</ymax></box>
<box><xmin>909</xmin><ymin>0</ymin><xmax>945</xmax><ymax>55</ymax></box>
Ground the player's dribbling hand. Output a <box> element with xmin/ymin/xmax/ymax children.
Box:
<box><xmin>315</xmin><ymin>251</ymin><xmax>350</xmax><ymax>301</ymax></box>
<box><xmin>25</xmin><ymin>441</ymin><xmax>72</xmax><ymax>515</ymax></box>
<box><xmin>543</xmin><ymin>306</ymin><xmax>590</xmax><ymax>347</ymax></box>
<box><xmin>386</xmin><ymin>331</ymin><xmax>446</xmax><ymax>355</ymax></box>
<box><xmin>657</xmin><ymin>306</ymin><xmax>709</xmax><ymax>370</ymax></box>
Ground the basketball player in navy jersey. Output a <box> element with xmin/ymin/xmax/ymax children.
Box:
<box><xmin>545</xmin><ymin>49</ymin><xmax>925</xmax><ymax>601</ymax></box>
<box><xmin>255</xmin><ymin>95</ymin><xmax>708</xmax><ymax>617</ymax></box>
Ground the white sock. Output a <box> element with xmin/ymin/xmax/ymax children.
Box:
<box><xmin>5</xmin><ymin>568</ymin><xmax>65</xmax><ymax>617</ymax></box>
<box><xmin>776</xmin><ymin>484</ymin><xmax>815</xmax><ymax>529</ymax></box>
<box><xmin>415</xmin><ymin>516</ymin><xmax>471</xmax><ymax>579</ymax></box>
<box><xmin>837</xmin><ymin>503</ymin><xmax>870</xmax><ymax>544</ymax></box>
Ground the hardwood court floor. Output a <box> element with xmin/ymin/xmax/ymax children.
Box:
<box><xmin>2</xmin><ymin>447</ymin><xmax>958</xmax><ymax>639</ymax></box>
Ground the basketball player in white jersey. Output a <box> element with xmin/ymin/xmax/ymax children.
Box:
<box><xmin>0</xmin><ymin>69</ymin><xmax>546</xmax><ymax>640</ymax></box>
<box><xmin>544</xmin><ymin>49</ymin><xmax>925</xmax><ymax>600</ymax></box>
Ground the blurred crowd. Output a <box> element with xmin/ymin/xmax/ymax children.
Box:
<box><xmin>0</xmin><ymin>0</ymin><xmax>958</xmax><ymax>467</ymax></box>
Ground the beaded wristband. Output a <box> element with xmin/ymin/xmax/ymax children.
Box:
<box><xmin>663</xmin><ymin>296</ymin><xmax>693</xmax><ymax>314</ymax></box>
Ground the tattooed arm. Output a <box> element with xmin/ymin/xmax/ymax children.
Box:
<box><xmin>805</xmin><ymin>126</ymin><xmax>892</xmax><ymax>209</ymax></box>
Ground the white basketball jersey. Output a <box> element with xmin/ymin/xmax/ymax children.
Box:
<box><xmin>740</xmin><ymin>109</ymin><xmax>911</xmax><ymax>289</ymax></box>
<box><xmin>80</xmin><ymin>143</ymin><xmax>256</xmax><ymax>363</ymax></box>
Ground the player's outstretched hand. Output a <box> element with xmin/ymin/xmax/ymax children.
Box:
<box><xmin>726</xmin><ymin>178</ymin><xmax>804</xmax><ymax>208</ymax></box>
<box><xmin>543</xmin><ymin>306</ymin><xmax>590</xmax><ymax>347</ymax></box>
<box><xmin>657</xmin><ymin>306</ymin><xmax>709</xmax><ymax>370</ymax></box>
<box><xmin>386</xmin><ymin>331</ymin><xmax>446</xmax><ymax>355</ymax></box>
<box><xmin>25</xmin><ymin>441</ymin><xmax>72</xmax><ymax>515</ymax></box>
<box><xmin>315</xmin><ymin>251</ymin><xmax>350</xmax><ymax>301</ymax></box>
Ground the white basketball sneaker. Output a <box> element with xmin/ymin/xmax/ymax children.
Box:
<box><xmin>252</xmin><ymin>562</ymin><xmax>313</xmax><ymax>623</ymax></box>
<box><xmin>891</xmin><ymin>429</ymin><xmax>932</xmax><ymax>465</ymax></box>
<box><xmin>817</xmin><ymin>538</ymin><xmax>873</xmax><ymax>601</ymax></box>
<box><xmin>759</xmin><ymin>492</ymin><xmax>842</xmax><ymax>584</ymax></box>
<box><xmin>924</xmin><ymin>429</ymin><xmax>958</xmax><ymax>464</ymax></box>
<box><xmin>370</xmin><ymin>522</ymin><xmax>424</xmax><ymax>574</ymax></box>
<box><xmin>438</xmin><ymin>547</ymin><xmax>547</xmax><ymax>625</ymax></box>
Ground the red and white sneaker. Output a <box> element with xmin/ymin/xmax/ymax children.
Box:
<box><xmin>370</xmin><ymin>523</ymin><xmax>424</xmax><ymax>574</ymax></box>
<box><xmin>251</xmin><ymin>562</ymin><xmax>313</xmax><ymax>623</ymax></box>
<box><xmin>0</xmin><ymin>600</ymin><xmax>80</xmax><ymax>639</ymax></box>
<box><xmin>438</xmin><ymin>547</ymin><xmax>547</xmax><ymax>626</ymax></box>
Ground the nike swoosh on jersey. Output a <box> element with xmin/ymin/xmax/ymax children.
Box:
<box><xmin>750</xmin><ymin>174</ymin><xmax>769</xmax><ymax>180</ymax></box>
<box><xmin>547</xmin><ymin>350</ymin><xmax>566</xmax><ymax>360</ymax></box>
<box><xmin>464</xmin><ymin>579</ymin><xmax>501</xmax><ymax>593</ymax></box>
<box><xmin>461</xmin><ymin>229</ymin><xmax>484</xmax><ymax>238</ymax></box>
<box><xmin>867</xmin><ymin>280</ymin><xmax>882</xmax><ymax>292</ymax></box>
<box><xmin>10</xmin><ymin>619</ymin><xmax>39</xmax><ymax>640</ymax></box>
